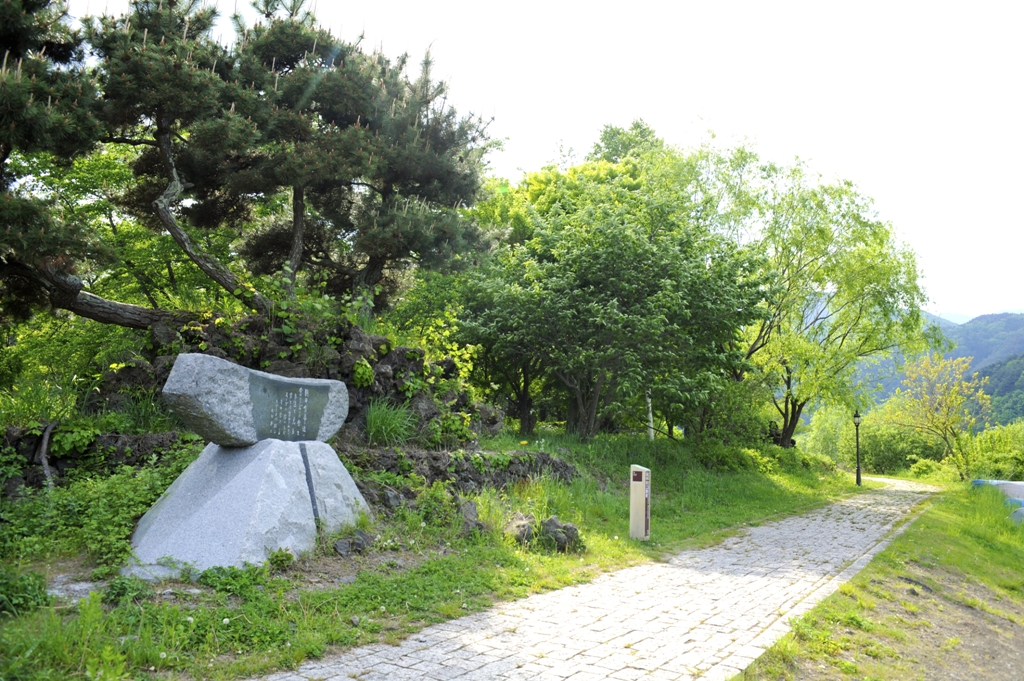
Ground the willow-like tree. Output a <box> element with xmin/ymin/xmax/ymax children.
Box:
<box><xmin>739</xmin><ymin>164</ymin><xmax>929</xmax><ymax>446</ymax></box>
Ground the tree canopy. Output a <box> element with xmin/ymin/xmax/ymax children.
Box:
<box><xmin>462</xmin><ymin>145</ymin><xmax>765</xmax><ymax>440</ymax></box>
<box><xmin>734</xmin><ymin>163</ymin><xmax>929</xmax><ymax>445</ymax></box>
<box><xmin>1</xmin><ymin>0</ymin><xmax>491</xmax><ymax>330</ymax></box>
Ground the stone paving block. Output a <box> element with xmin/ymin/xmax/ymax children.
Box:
<box><xmin>607</xmin><ymin>667</ymin><xmax>650</xmax><ymax>681</ymax></box>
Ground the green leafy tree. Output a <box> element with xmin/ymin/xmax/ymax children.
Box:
<box><xmin>0</xmin><ymin>0</ymin><xmax>105</xmax><ymax>325</ymax></box>
<box><xmin>741</xmin><ymin>164</ymin><xmax>928</xmax><ymax>446</ymax></box>
<box><xmin>463</xmin><ymin>147</ymin><xmax>764</xmax><ymax>440</ymax></box>
<box><xmin>886</xmin><ymin>353</ymin><xmax>992</xmax><ymax>480</ymax></box>
<box><xmin>588</xmin><ymin>119</ymin><xmax>663</xmax><ymax>163</ymax></box>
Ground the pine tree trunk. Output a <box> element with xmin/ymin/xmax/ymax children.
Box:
<box><xmin>61</xmin><ymin>291</ymin><xmax>193</xmax><ymax>329</ymax></box>
<box><xmin>287</xmin><ymin>185</ymin><xmax>305</xmax><ymax>286</ymax></box>
<box><xmin>37</xmin><ymin>261</ymin><xmax>193</xmax><ymax>329</ymax></box>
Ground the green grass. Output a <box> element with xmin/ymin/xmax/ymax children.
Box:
<box><xmin>739</xmin><ymin>483</ymin><xmax>1024</xmax><ymax>680</ymax></box>
<box><xmin>0</xmin><ymin>428</ymin><xmax>866</xmax><ymax>680</ymax></box>
<box><xmin>364</xmin><ymin>399</ymin><xmax>416</xmax><ymax>447</ymax></box>
<box><xmin>486</xmin><ymin>426</ymin><xmax>864</xmax><ymax>555</ymax></box>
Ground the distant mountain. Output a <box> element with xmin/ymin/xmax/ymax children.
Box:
<box><xmin>924</xmin><ymin>311</ymin><xmax>960</xmax><ymax>331</ymax></box>
<box><xmin>977</xmin><ymin>352</ymin><xmax>1024</xmax><ymax>424</ymax></box>
<box><xmin>945</xmin><ymin>313</ymin><xmax>1024</xmax><ymax>369</ymax></box>
<box><xmin>857</xmin><ymin>312</ymin><xmax>1024</xmax><ymax>409</ymax></box>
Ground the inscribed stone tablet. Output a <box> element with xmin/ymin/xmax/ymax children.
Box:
<box><xmin>250</xmin><ymin>374</ymin><xmax>330</xmax><ymax>441</ymax></box>
<box><xmin>162</xmin><ymin>354</ymin><xmax>349</xmax><ymax>446</ymax></box>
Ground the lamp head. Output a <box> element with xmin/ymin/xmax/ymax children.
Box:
<box><xmin>853</xmin><ymin>410</ymin><xmax>861</xmax><ymax>426</ymax></box>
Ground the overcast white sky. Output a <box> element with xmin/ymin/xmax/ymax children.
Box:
<box><xmin>70</xmin><ymin>1</ymin><xmax>1024</xmax><ymax>323</ymax></box>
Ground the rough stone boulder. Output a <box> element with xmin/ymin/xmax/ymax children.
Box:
<box><xmin>162</xmin><ymin>354</ymin><xmax>349</xmax><ymax>447</ymax></box>
<box><xmin>124</xmin><ymin>354</ymin><xmax>369</xmax><ymax>580</ymax></box>
<box><xmin>125</xmin><ymin>440</ymin><xmax>368</xmax><ymax>579</ymax></box>
<box><xmin>504</xmin><ymin>512</ymin><xmax>535</xmax><ymax>545</ymax></box>
<box><xmin>539</xmin><ymin>515</ymin><xmax>581</xmax><ymax>552</ymax></box>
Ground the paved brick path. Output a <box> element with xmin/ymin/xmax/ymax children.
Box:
<box><xmin>258</xmin><ymin>478</ymin><xmax>936</xmax><ymax>681</ymax></box>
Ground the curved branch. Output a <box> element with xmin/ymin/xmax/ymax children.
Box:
<box><xmin>153</xmin><ymin>126</ymin><xmax>272</xmax><ymax>316</ymax></box>
<box><xmin>35</xmin><ymin>421</ymin><xmax>58</xmax><ymax>489</ymax></box>
<box><xmin>104</xmin><ymin>136</ymin><xmax>158</xmax><ymax>147</ymax></box>
<box><xmin>26</xmin><ymin>259</ymin><xmax>193</xmax><ymax>329</ymax></box>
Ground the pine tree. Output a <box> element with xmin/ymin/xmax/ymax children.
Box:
<box><xmin>1</xmin><ymin>0</ymin><xmax>492</xmax><ymax>329</ymax></box>
<box><xmin>0</xmin><ymin>0</ymin><xmax>104</xmax><ymax>323</ymax></box>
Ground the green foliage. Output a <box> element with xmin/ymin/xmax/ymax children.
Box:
<box><xmin>682</xmin><ymin>378</ymin><xmax>773</xmax><ymax>446</ymax></box>
<box><xmin>102</xmin><ymin>575</ymin><xmax>154</xmax><ymax>606</ymax></box>
<box><xmin>364</xmin><ymin>399</ymin><xmax>416</xmax><ymax>447</ymax></box>
<box><xmin>425</xmin><ymin>409</ymin><xmax>475</xmax><ymax>450</ymax></box>
<box><xmin>415</xmin><ymin>481</ymin><xmax>459</xmax><ymax>528</ymax></box>
<box><xmin>886</xmin><ymin>353</ymin><xmax>992</xmax><ymax>480</ymax></box>
<box><xmin>0</xmin><ymin>565</ymin><xmax>49</xmax><ymax>618</ymax></box>
<box><xmin>267</xmin><ymin>547</ymin><xmax>295</xmax><ymax>573</ymax></box>
<box><xmin>353</xmin><ymin>358</ymin><xmax>375</xmax><ymax>388</ymax></box>
<box><xmin>50</xmin><ymin>421</ymin><xmax>101</xmax><ymax>458</ymax></box>
<box><xmin>463</xmin><ymin>147</ymin><xmax>764</xmax><ymax>440</ymax></box>
<box><xmin>804</xmin><ymin>402</ymin><xmax>947</xmax><ymax>474</ymax></box>
<box><xmin>0</xmin><ymin>346</ymin><xmax>23</xmax><ymax>391</ymax></box>
<box><xmin>970</xmin><ymin>421</ymin><xmax>1024</xmax><ymax>480</ymax></box>
<box><xmin>588</xmin><ymin>119</ymin><xmax>665</xmax><ymax>163</ymax></box>
<box><xmin>0</xmin><ymin>315</ymin><xmax>145</xmax><ymax>427</ymax></box>
<box><xmin>908</xmin><ymin>458</ymin><xmax>943</xmax><ymax>478</ymax></box>
<box><xmin>0</xmin><ymin>436</ymin><xmax>203</xmax><ymax>566</ymax></box>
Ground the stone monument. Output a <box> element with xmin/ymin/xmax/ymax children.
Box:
<box><xmin>123</xmin><ymin>354</ymin><xmax>369</xmax><ymax>580</ymax></box>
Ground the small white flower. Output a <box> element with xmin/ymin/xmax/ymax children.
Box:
<box><xmin>285</xmin><ymin>641</ymin><xmax>291</xmax><ymax>647</ymax></box>
<box><xmin>420</xmin><ymin>522</ymin><xmax>426</xmax><ymax>527</ymax></box>
<box><xmin>380</xmin><ymin>606</ymin><xmax>386</xmax><ymax>612</ymax></box>
<box><xmin>186</xmin><ymin>616</ymin><xmax>194</xmax><ymax>624</ymax></box>
<box><xmin>159</xmin><ymin>652</ymin><xmax>167</xmax><ymax>659</ymax></box>
<box><xmin>614</xmin><ymin>536</ymin><xmax>619</xmax><ymax>540</ymax></box>
<box><xmin>222</xmin><ymin>618</ymin><xmax>230</xmax><ymax>625</ymax></box>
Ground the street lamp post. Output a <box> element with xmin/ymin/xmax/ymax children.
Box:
<box><xmin>853</xmin><ymin>410</ymin><xmax>862</xmax><ymax>486</ymax></box>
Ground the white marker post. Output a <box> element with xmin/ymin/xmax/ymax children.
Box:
<box><xmin>629</xmin><ymin>465</ymin><xmax>651</xmax><ymax>540</ymax></box>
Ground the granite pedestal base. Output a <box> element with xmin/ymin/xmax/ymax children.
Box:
<box><xmin>123</xmin><ymin>439</ymin><xmax>369</xmax><ymax>580</ymax></box>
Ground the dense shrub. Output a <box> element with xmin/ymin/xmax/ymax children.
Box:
<box><xmin>908</xmin><ymin>458</ymin><xmax>944</xmax><ymax>478</ymax></box>
<box><xmin>0</xmin><ymin>436</ymin><xmax>203</xmax><ymax>569</ymax></box>
<box><xmin>971</xmin><ymin>421</ymin><xmax>1024</xmax><ymax>480</ymax></box>
<box><xmin>0</xmin><ymin>565</ymin><xmax>49</xmax><ymax>618</ymax></box>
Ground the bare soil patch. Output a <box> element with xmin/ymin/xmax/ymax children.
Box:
<box><xmin>791</xmin><ymin>563</ymin><xmax>1024</xmax><ymax>680</ymax></box>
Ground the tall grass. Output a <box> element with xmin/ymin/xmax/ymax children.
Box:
<box><xmin>364</xmin><ymin>399</ymin><xmax>417</xmax><ymax>447</ymax></box>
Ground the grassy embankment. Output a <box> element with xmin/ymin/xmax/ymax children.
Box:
<box><xmin>739</xmin><ymin>482</ymin><xmax>1024</xmax><ymax>680</ymax></box>
<box><xmin>0</xmin><ymin>426</ymin><xmax>860</xmax><ymax>681</ymax></box>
